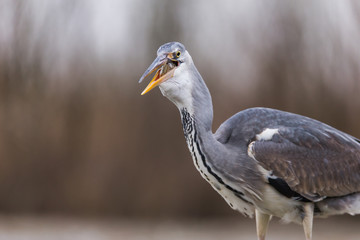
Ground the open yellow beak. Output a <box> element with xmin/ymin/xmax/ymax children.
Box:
<box><xmin>141</xmin><ymin>68</ymin><xmax>175</xmax><ymax>95</ymax></box>
<box><xmin>139</xmin><ymin>54</ymin><xmax>177</xmax><ymax>95</ymax></box>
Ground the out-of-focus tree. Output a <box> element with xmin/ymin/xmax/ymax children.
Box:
<box><xmin>0</xmin><ymin>0</ymin><xmax>359</xmax><ymax>219</ymax></box>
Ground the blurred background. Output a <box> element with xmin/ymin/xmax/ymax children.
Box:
<box><xmin>0</xmin><ymin>0</ymin><xmax>359</xmax><ymax>239</ymax></box>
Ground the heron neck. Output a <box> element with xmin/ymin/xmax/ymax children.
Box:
<box><xmin>185</xmin><ymin>67</ymin><xmax>214</xmax><ymax>134</ymax></box>
<box><xmin>162</xmin><ymin>64</ymin><xmax>214</xmax><ymax>135</ymax></box>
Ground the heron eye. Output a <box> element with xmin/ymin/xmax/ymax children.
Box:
<box><xmin>176</xmin><ymin>51</ymin><xmax>181</xmax><ymax>58</ymax></box>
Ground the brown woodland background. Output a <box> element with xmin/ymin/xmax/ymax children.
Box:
<box><xmin>0</xmin><ymin>0</ymin><xmax>359</xmax><ymax>223</ymax></box>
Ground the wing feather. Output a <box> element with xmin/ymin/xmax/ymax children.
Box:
<box><xmin>215</xmin><ymin>107</ymin><xmax>360</xmax><ymax>201</ymax></box>
<box><xmin>252</xmin><ymin>126</ymin><xmax>360</xmax><ymax>200</ymax></box>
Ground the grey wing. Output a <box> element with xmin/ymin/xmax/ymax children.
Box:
<box><xmin>250</xmin><ymin>126</ymin><xmax>360</xmax><ymax>201</ymax></box>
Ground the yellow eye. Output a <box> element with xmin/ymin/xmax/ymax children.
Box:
<box><xmin>176</xmin><ymin>51</ymin><xmax>181</xmax><ymax>58</ymax></box>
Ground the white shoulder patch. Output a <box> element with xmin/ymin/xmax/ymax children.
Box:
<box><xmin>256</xmin><ymin>128</ymin><xmax>279</xmax><ymax>141</ymax></box>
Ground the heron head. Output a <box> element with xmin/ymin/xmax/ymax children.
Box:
<box><xmin>139</xmin><ymin>42</ymin><xmax>190</xmax><ymax>95</ymax></box>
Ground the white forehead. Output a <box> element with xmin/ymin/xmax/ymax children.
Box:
<box><xmin>157</xmin><ymin>42</ymin><xmax>186</xmax><ymax>55</ymax></box>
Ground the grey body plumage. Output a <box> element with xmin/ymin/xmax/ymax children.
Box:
<box><xmin>139</xmin><ymin>42</ymin><xmax>360</xmax><ymax>240</ymax></box>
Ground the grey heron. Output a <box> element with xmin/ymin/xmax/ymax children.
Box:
<box><xmin>139</xmin><ymin>42</ymin><xmax>360</xmax><ymax>240</ymax></box>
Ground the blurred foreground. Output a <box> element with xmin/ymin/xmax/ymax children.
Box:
<box><xmin>0</xmin><ymin>215</ymin><xmax>358</xmax><ymax>240</ymax></box>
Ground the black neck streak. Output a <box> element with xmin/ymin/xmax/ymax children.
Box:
<box><xmin>180</xmin><ymin>108</ymin><xmax>251</xmax><ymax>205</ymax></box>
<box><xmin>181</xmin><ymin>108</ymin><xmax>199</xmax><ymax>169</ymax></box>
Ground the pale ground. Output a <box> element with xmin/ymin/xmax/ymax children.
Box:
<box><xmin>0</xmin><ymin>215</ymin><xmax>358</xmax><ymax>240</ymax></box>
